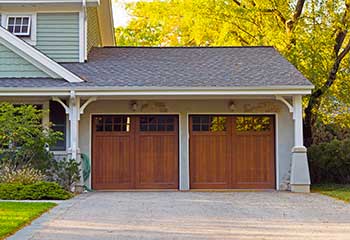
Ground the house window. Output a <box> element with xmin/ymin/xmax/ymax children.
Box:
<box><xmin>7</xmin><ymin>16</ymin><xmax>31</xmax><ymax>37</ymax></box>
<box><xmin>49</xmin><ymin>101</ymin><xmax>67</xmax><ymax>151</ymax></box>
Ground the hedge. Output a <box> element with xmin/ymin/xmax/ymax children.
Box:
<box><xmin>308</xmin><ymin>138</ymin><xmax>350</xmax><ymax>184</ymax></box>
<box><xmin>0</xmin><ymin>181</ymin><xmax>73</xmax><ymax>200</ymax></box>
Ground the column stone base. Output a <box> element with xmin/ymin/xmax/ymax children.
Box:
<box><xmin>290</xmin><ymin>146</ymin><xmax>311</xmax><ymax>193</ymax></box>
<box><xmin>291</xmin><ymin>184</ymin><xmax>310</xmax><ymax>193</ymax></box>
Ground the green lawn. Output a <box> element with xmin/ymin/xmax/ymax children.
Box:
<box><xmin>0</xmin><ymin>202</ymin><xmax>56</xmax><ymax>240</ymax></box>
<box><xmin>312</xmin><ymin>184</ymin><xmax>350</xmax><ymax>203</ymax></box>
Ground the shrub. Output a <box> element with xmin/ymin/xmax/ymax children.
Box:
<box><xmin>0</xmin><ymin>182</ymin><xmax>73</xmax><ymax>200</ymax></box>
<box><xmin>48</xmin><ymin>158</ymin><xmax>81</xmax><ymax>191</ymax></box>
<box><xmin>308</xmin><ymin>138</ymin><xmax>350</xmax><ymax>184</ymax></box>
<box><xmin>0</xmin><ymin>163</ymin><xmax>44</xmax><ymax>185</ymax></box>
<box><xmin>0</xmin><ymin>103</ymin><xmax>62</xmax><ymax>171</ymax></box>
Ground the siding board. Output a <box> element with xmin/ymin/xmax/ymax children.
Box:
<box><xmin>36</xmin><ymin>13</ymin><xmax>80</xmax><ymax>62</ymax></box>
<box><xmin>0</xmin><ymin>43</ymin><xmax>49</xmax><ymax>78</ymax></box>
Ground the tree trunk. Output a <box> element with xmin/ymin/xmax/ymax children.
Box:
<box><xmin>303</xmin><ymin>90</ymin><xmax>322</xmax><ymax>147</ymax></box>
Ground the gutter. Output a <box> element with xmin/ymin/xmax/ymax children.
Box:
<box><xmin>0</xmin><ymin>86</ymin><xmax>313</xmax><ymax>97</ymax></box>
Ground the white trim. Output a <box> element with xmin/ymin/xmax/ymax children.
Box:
<box><xmin>0</xmin><ymin>27</ymin><xmax>83</xmax><ymax>82</ymax></box>
<box><xmin>1</xmin><ymin>12</ymin><xmax>37</xmax><ymax>45</ymax></box>
<box><xmin>0</xmin><ymin>87</ymin><xmax>312</xmax><ymax>97</ymax></box>
<box><xmin>78</xmin><ymin>9</ymin><xmax>86</xmax><ymax>62</ymax></box>
<box><xmin>6</xmin><ymin>15</ymin><xmax>31</xmax><ymax>36</ymax></box>
<box><xmin>186</xmin><ymin>112</ymin><xmax>280</xmax><ymax>190</ymax></box>
<box><xmin>52</xmin><ymin>97</ymin><xmax>69</xmax><ymax>114</ymax></box>
<box><xmin>80</xmin><ymin>97</ymin><xmax>97</xmax><ymax>115</ymax></box>
<box><xmin>275</xmin><ymin>96</ymin><xmax>293</xmax><ymax>113</ymax></box>
<box><xmin>74</xmin><ymin>90</ymin><xmax>312</xmax><ymax>97</ymax></box>
<box><xmin>292</xmin><ymin>95</ymin><xmax>304</xmax><ymax>147</ymax></box>
<box><xmin>275</xmin><ymin>114</ymin><xmax>279</xmax><ymax>190</ymax></box>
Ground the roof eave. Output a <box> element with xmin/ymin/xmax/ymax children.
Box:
<box><xmin>0</xmin><ymin>86</ymin><xmax>313</xmax><ymax>96</ymax></box>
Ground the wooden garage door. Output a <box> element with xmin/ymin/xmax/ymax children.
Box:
<box><xmin>92</xmin><ymin>115</ymin><xmax>179</xmax><ymax>190</ymax></box>
<box><xmin>190</xmin><ymin>115</ymin><xmax>275</xmax><ymax>189</ymax></box>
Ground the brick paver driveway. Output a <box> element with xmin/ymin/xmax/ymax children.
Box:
<box><xmin>8</xmin><ymin>191</ymin><xmax>350</xmax><ymax>240</ymax></box>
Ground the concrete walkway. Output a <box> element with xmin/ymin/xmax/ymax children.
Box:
<box><xmin>8</xmin><ymin>191</ymin><xmax>350</xmax><ymax>240</ymax></box>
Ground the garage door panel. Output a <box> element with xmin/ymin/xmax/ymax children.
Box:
<box><xmin>233</xmin><ymin>116</ymin><xmax>275</xmax><ymax>189</ymax></box>
<box><xmin>233</xmin><ymin>135</ymin><xmax>274</xmax><ymax>188</ymax></box>
<box><xmin>190</xmin><ymin>116</ymin><xmax>231</xmax><ymax>189</ymax></box>
<box><xmin>136</xmin><ymin>134</ymin><xmax>178</xmax><ymax>188</ymax></box>
<box><xmin>135</xmin><ymin>115</ymin><xmax>179</xmax><ymax>189</ymax></box>
<box><xmin>190</xmin><ymin>135</ymin><xmax>231</xmax><ymax>188</ymax></box>
<box><xmin>92</xmin><ymin>135</ymin><xmax>134</xmax><ymax>189</ymax></box>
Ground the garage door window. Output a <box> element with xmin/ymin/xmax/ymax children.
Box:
<box><xmin>140</xmin><ymin>116</ymin><xmax>175</xmax><ymax>131</ymax></box>
<box><xmin>95</xmin><ymin>116</ymin><xmax>130</xmax><ymax>132</ymax></box>
<box><xmin>236</xmin><ymin>116</ymin><xmax>271</xmax><ymax>132</ymax></box>
<box><xmin>192</xmin><ymin>116</ymin><xmax>227</xmax><ymax>132</ymax></box>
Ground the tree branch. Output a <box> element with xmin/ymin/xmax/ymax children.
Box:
<box><xmin>338</xmin><ymin>38</ymin><xmax>350</xmax><ymax>60</ymax></box>
<box><xmin>334</xmin><ymin>3</ymin><xmax>350</xmax><ymax>54</ymax></box>
<box><xmin>293</xmin><ymin>0</ymin><xmax>306</xmax><ymax>22</ymax></box>
<box><xmin>260</xmin><ymin>8</ymin><xmax>287</xmax><ymax>25</ymax></box>
<box><xmin>232</xmin><ymin>0</ymin><xmax>241</xmax><ymax>6</ymax></box>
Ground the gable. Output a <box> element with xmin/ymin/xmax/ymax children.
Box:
<box><xmin>0</xmin><ymin>42</ymin><xmax>49</xmax><ymax>78</ymax></box>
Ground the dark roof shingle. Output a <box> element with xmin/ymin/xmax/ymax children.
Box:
<box><xmin>0</xmin><ymin>47</ymin><xmax>313</xmax><ymax>89</ymax></box>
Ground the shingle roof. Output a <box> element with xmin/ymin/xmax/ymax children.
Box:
<box><xmin>0</xmin><ymin>47</ymin><xmax>313</xmax><ymax>89</ymax></box>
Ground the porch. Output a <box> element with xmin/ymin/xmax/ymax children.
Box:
<box><xmin>5</xmin><ymin>91</ymin><xmax>310</xmax><ymax>192</ymax></box>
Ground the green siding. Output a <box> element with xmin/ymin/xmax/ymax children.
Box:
<box><xmin>0</xmin><ymin>42</ymin><xmax>49</xmax><ymax>78</ymax></box>
<box><xmin>87</xmin><ymin>7</ymin><xmax>101</xmax><ymax>53</ymax></box>
<box><xmin>36</xmin><ymin>13</ymin><xmax>80</xmax><ymax>63</ymax></box>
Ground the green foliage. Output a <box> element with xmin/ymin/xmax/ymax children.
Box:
<box><xmin>0</xmin><ymin>103</ymin><xmax>62</xmax><ymax>171</ymax></box>
<box><xmin>0</xmin><ymin>163</ymin><xmax>44</xmax><ymax>185</ymax></box>
<box><xmin>0</xmin><ymin>182</ymin><xmax>73</xmax><ymax>200</ymax></box>
<box><xmin>312</xmin><ymin>122</ymin><xmax>350</xmax><ymax>145</ymax></box>
<box><xmin>0</xmin><ymin>202</ymin><xmax>56</xmax><ymax>239</ymax></box>
<box><xmin>308</xmin><ymin>138</ymin><xmax>350</xmax><ymax>184</ymax></box>
<box><xmin>48</xmin><ymin>158</ymin><xmax>81</xmax><ymax>191</ymax></box>
<box><xmin>116</xmin><ymin>0</ymin><xmax>350</xmax><ymax>132</ymax></box>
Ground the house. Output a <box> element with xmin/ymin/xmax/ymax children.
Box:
<box><xmin>0</xmin><ymin>0</ymin><xmax>313</xmax><ymax>192</ymax></box>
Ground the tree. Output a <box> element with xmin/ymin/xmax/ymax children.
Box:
<box><xmin>116</xmin><ymin>0</ymin><xmax>350</xmax><ymax>146</ymax></box>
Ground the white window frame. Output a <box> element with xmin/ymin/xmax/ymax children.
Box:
<box><xmin>1</xmin><ymin>13</ymin><xmax>37</xmax><ymax>45</ymax></box>
<box><xmin>6</xmin><ymin>15</ymin><xmax>32</xmax><ymax>37</ymax></box>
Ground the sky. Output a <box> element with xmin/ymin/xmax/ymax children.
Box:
<box><xmin>113</xmin><ymin>0</ymin><xmax>138</xmax><ymax>27</ymax></box>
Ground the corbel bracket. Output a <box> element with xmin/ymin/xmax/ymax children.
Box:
<box><xmin>275</xmin><ymin>96</ymin><xmax>294</xmax><ymax>113</ymax></box>
<box><xmin>52</xmin><ymin>97</ymin><xmax>70</xmax><ymax>114</ymax></box>
<box><xmin>80</xmin><ymin>97</ymin><xmax>97</xmax><ymax>115</ymax></box>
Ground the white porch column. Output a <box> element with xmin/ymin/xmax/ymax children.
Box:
<box><xmin>68</xmin><ymin>91</ymin><xmax>84</xmax><ymax>191</ymax></box>
<box><xmin>69</xmin><ymin>91</ymin><xmax>80</xmax><ymax>162</ymax></box>
<box><xmin>290</xmin><ymin>95</ymin><xmax>311</xmax><ymax>193</ymax></box>
<box><xmin>179</xmin><ymin>113</ymin><xmax>190</xmax><ymax>190</ymax></box>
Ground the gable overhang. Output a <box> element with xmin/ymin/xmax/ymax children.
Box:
<box><xmin>0</xmin><ymin>27</ymin><xmax>84</xmax><ymax>83</ymax></box>
<box><xmin>0</xmin><ymin>86</ymin><xmax>313</xmax><ymax>97</ymax></box>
